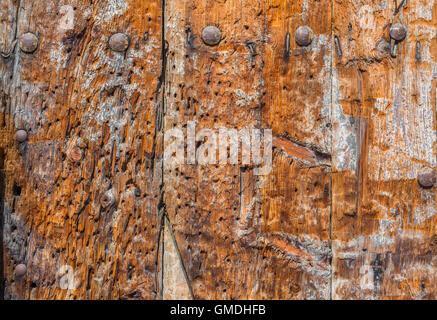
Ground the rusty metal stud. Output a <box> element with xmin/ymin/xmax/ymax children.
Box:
<box><xmin>416</xmin><ymin>40</ymin><xmax>422</xmax><ymax>61</ymax></box>
<box><xmin>390</xmin><ymin>39</ymin><xmax>398</xmax><ymax>58</ymax></box>
<box><xmin>15</xmin><ymin>129</ymin><xmax>28</xmax><ymax>143</ymax></box>
<box><xmin>201</xmin><ymin>25</ymin><xmax>222</xmax><ymax>46</ymax></box>
<box><xmin>417</xmin><ymin>171</ymin><xmax>436</xmax><ymax>189</ymax></box>
<box><xmin>19</xmin><ymin>33</ymin><xmax>38</xmax><ymax>53</ymax></box>
<box><xmin>334</xmin><ymin>35</ymin><xmax>342</xmax><ymax>57</ymax></box>
<box><xmin>68</xmin><ymin>146</ymin><xmax>83</xmax><ymax>162</ymax></box>
<box><xmin>284</xmin><ymin>32</ymin><xmax>291</xmax><ymax>57</ymax></box>
<box><xmin>15</xmin><ymin>264</ymin><xmax>27</xmax><ymax>277</ymax></box>
<box><xmin>109</xmin><ymin>33</ymin><xmax>129</xmax><ymax>52</ymax></box>
<box><xmin>100</xmin><ymin>191</ymin><xmax>115</xmax><ymax>208</ymax></box>
<box><xmin>395</xmin><ymin>0</ymin><xmax>406</xmax><ymax>15</ymax></box>
<box><xmin>389</xmin><ymin>23</ymin><xmax>407</xmax><ymax>42</ymax></box>
<box><xmin>295</xmin><ymin>26</ymin><xmax>314</xmax><ymax>47</ymax></box>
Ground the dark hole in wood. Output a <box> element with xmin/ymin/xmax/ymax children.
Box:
<box><xmin>13</xmin><ymin>184</ymin><xmax>21</xmax><ymax>196</ymax></box>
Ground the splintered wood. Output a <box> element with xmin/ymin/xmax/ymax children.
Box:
<box><xmin>0</xmin><ymin>0</ymin><xmax>436</xmax><ymax>299</ymax></box>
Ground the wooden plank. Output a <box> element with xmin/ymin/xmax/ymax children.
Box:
<box><xmin>1</xmin><ymin>0</ymin><xmax>162</xmax><ymax>299</ymax></box>
<box><xmin>0</xmin><ymin>0</ymin><xmax>19</xmax><ymax>300</ymax></box>
<box><xmin>259</xmin><ymin>0</ymin><xmax>332</xmax><ymax>299</ymax></box>
<box><xmin>163</xmin><ymin>0</ymin><xmax>265</xmax><ymax>299</ymax></box>
<box><xmin>162</xmin><ymin>0</ymin><xmax>332</xmax><ymax>299</ymax></box>
<box><xmin>1</xmin><ymin>0</ymin><xmax>436</xmax><ymax>301</ymax></box>
<box><xmin>332</xmin><ymin>0</ymin><xmax>437</xmax><ymax>299</ymax></box>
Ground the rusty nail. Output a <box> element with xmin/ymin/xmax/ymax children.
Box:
<box><xmin>186</xmin><ymin>28</ymin><xmax>195</xmax><ymax>49</ymax></box>
<box><xmin>100</xmin><ymin>191</ymin><xmax>115</xmax><ymax>208</ymax></box>
<box><xmin>295</xmin><ymin>26</ymin><xmax>314</xmax><ymax>47</ymax></box>
<box><xmin>390</xmin><ymin>38</ymin><xmax>398</xmax><ymax>58</ymax></box>
<box><xmin>201</xmin><ymin>25</ymin><xmax>222</xmax><ymax>46</ymax></box>
<box><xmin>19</xmin><ymin>33</ymin><xmax>38</xmax><ymax>53</ymax></box>
<box><xmin>395</xmin><ymin>0</ymin><xmax>406</xmax><ymax>14</ymax></box>
<box><xmin>284</xmin><ymin>32</ymin><xmax>290</xmax><ymax>57</ymax></box>
<box><xmin>69</xmin><ymin>146</ymin><xmax>83</xmax><ymax>162</ymax></box>
<box><xmin>390</xmin><ymin>23</ymin><xmax>407</xmax><ymax>42</ymax></box>
<box><xmin>109</xmin><ymin>33</ymin><xmax>130</xmax><ymax>52</ymax></box>
<box><xmin>416</xmin><ymin>40</ymin><xmax>421</xmax><ymax>61</ymax></box>
<box><xmin>15</xmin><ymin>264</ymin><xmax>27</xmax><ymax>277</ymax></box>
<box><xmin>15</xmin><ymin>129</ymin><xmax>28</xmax><ymax>143</ymax></box>
<box><xmin>417</xmin><ymin>171</ymin><xmax>436</xmax><ymax>189</ymax></box>
<box><xmin>334</xmin><ymin>35</ymin><xmax>342</xmax><ymax>57</ymax></box>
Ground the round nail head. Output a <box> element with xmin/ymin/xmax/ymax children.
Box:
<box><xmin>15</xmin><ymin>129</ymin><xmax>28</xmax><ymax>142</ymax></box>
<box><xmin>15</xmin><ymin>264</ymin><xmax>27</xmax><ymax>277</ymax></box>
<box><xmin>109</xmin><ymin>33</ymin><xmax>129</xmax><ymax>52</ymax></box>
<box><xmin>19</xmin><ymin>33</ymin><xmax>39</xmax><ymax>53</ymax></box>
<box><xmin>390</xmin><ymin>23</ymin><xmax>407</xmax><ymax>41</ymax></box>
<box><xmin>295</xmin><ymin>26</ymin><xmax>314</xmax><ymax>47</ymax></box>
<box><xmin>201</xmin><ymin>26</ymin><xmax>222</xmax><ymax>46</ymax></box>
<box><xmin>417</xmin><ymin>171</ymin><xmax>436</xmax><ymax>189</ymax></box>
<box><xmin>69</xmin><ymin>146</ymin><xmax>83</xmax><ymax>162</ymax></box>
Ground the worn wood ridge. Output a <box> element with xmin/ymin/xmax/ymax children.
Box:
<box><xmin>0</xmin><ymin>0</ymin><xmax>436</xmax><ymax>300</ymax></box>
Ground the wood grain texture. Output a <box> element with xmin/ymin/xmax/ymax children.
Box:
<box><xmin>258</xmin><ymin>0</ymin><xmax>332</xmax><ymax>299</ymax></box>
<box><xmin>1</xmin><ymin>0</ymin><xmax>162</xmax><ymax>299</ymax></box>
<box><xmin>163</xmin><ymin>0</ymin><xmax>265</xmax><ymax>299</ymax></box>
<box><xmin>0</xmin><ymin>0</ymin><xmax>19</xmax><ymax>300</ymax></box>
<box><xmin>332</xmin><ymin>0</ymin><xmax>437</xmax><ymax>299</ymax></box>
<box><xmin>161</xmin><ymin>0</ymin><xmax>333</xmax><ymax>300</ymax></box>
<box><xmin>0</xmin><ymin>0</ymin><xmax>436</xmax><ymax>300</ymax></box>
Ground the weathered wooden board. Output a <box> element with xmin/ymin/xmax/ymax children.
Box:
<box><xmin>0</xmin><ymin>0</ymin><xmax>19</xmax><ymax>300</ymax></box>
<box><xmin>258</xmin><ymin>0</ymin><xmax>332</xmax><ymax>299</ymax></box>
<box><xmin>1</xmin><ymin>0</ymin><xmax>162</xmax><ymax>299</ymax></box>
<box><xmin>162</xmin><ymin>0</ymin><xmax>265</xmax><ymax>299</ymax></box>
<box><xmin>0</xmin><ymin>0</ymin><xmax>436</xmax><ymax>300</ymax></box>
<box><xmin>332</xmin><ymin>0</ymin><xmax>437</xmax><ymax>299</ymax></box>
<box><xmin>162</xmin><ymin>0</ymin><xmax>332</xmax><ymax>300</ymax></box>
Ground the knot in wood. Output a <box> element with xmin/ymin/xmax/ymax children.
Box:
<box><xmin>19</xmin><ymin>33</ymin><xmax>38</xmax><ymax>53</ymax></box>
<box><xmin>68</xmin><ymin>146</ymin><xmax>83</xmax><ymax>162</ymax></box>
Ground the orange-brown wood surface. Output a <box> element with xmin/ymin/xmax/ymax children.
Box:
<box><xmin>331</xmin><ymin>0</ymin><xmax>437</xmax><ymax>299</ymax></box>
<box><xmin>1</xmin><ymin>0</ymin><xmax>162</xmax><ymax>299</ymax></box>
<box><xmin>0</xmin><ymin>0</ymin><xmax>436</xmax><ymax>300</ymax></box>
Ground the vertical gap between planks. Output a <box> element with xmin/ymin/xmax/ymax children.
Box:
<box><xmin>0</xmin><ymin>148</ymin><xmax>5</xmax><ymax>300</ymax></box>
<box><xmin>157</xmin><ymin>0</ymin><xmax>195</xmax><ymax>300</ymax></box>
<box><xmin>158</xmin><ymin>0</ymin><xmax>166</xmax><ymax>300</ymax></box>
<box><xmin>329</xmin><ymin>0</ymin><xmax>334</xmax><ymax>301</ymax></box>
